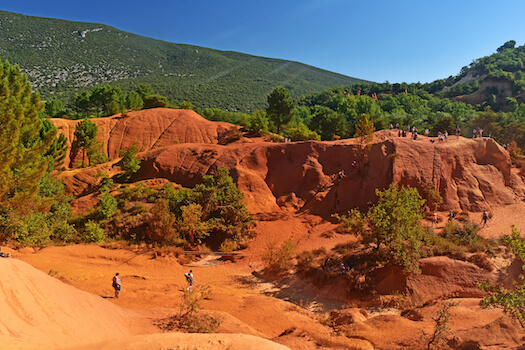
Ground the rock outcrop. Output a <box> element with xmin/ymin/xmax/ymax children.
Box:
<box><xmin>53</xmin><ymin>110</ymin><xmax>525</xmax><ymax>215</ymax></box>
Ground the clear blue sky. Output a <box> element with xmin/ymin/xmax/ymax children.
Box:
<box><xmin>3</xmin><ymin>0</ymin><xmax>525</xmax><ymax>83</ymax></box>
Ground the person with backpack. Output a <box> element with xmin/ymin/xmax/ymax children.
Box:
<box><xmin>184</xmin><ymin>270</ymin><xmax>194</xmax><ymax>291</ymax></box>
<box><xmin>449</xmin><ymin>210</ymin><xmax>455</xmax><ymax>221</ymax></box>
<box><xmin>112</xmin><ymin>272</ymin><xmax>122</xmax><ymax>298</ymax></box>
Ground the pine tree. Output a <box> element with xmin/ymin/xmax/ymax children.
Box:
<box><xmin>73</xmin><ymin>118</ymin><xmax>107</xmax><ymax>167</ymax></box>
<box><xmin>0</xmin><ymin>59</ymin><xmax>55</xmax><ymax>211</ymax></box>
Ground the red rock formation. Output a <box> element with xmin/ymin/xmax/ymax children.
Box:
<box><xmin>51</xmin><ymin>108</ymin><xmax>233</xmax><ymax>169</ymax></box>
<box><xmin>54</xmin><ymin>111</ymin><xmax>525</xmax><ymax>216</ymax></box>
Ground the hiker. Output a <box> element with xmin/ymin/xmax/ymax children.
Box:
<box><xmin>112</xmin><ymin>273</ymin><xmax>122</xmax><ymax>298</ymax></box>
<box><xmin>340</xmin><ymin>262</ymin><xmax>347</xmax><ymax>274</ymax></box>
<box><xmin>481</xmin><ymin>210</ymin><xmax>490</xmax><ymax>228</ymax></box>
<box><xmin>432</xmin><ymin>211</ymin><xmax>438</xmax><ymax>227</ymax></box>
<box><xmin>323</xmin><ymin>258</ymin><xmax>332</xmax><ymax>272</ymax></box>
<box><xmin>336</xmin><ymin>199</ymin><xmax>341</xmax><ymax>212</ymax></box>
<box><xmin>185</xmin><ymin>270</ymin><xmax>194</xmax><ymax>291</ymax></box>
<box><xmin>337</xmin><ymin>170</ymin><xmax>346</xmax><ymax>184</ymax></box>
<box><xmin>448</xmin><ymin>210</ymin><xmax>455</xmax><ymax>221</ymax></box>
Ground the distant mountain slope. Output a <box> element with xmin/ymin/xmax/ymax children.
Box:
<box><xmin>0</xmin><ymin>10</ymin><xmax>368</xmax><ymax>111</ymax></box>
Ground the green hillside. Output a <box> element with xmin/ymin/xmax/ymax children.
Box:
<box><xmin>0</xmin><ymin>10</ymin><xmax>368</xmax><ymax>111</ymax></box>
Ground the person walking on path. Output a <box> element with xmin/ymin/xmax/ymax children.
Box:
<box><xmin>481</xmin><ymin>210</ymin><xmax>490</xmax><ymax>228</ymax></box>
<box><xmin>432</xmin><ymin>211</ymin><xmax>438</xmax><ymax>228</ymax></box>
<box><xmin>184</xmin><ymin>270</ymin><xmax>195</xmax><ymax>291</ymax></box>
<box><xmin>112</xmin><ymin>273</ymin><xmax>122</xmax><ymax>298</ymax></box>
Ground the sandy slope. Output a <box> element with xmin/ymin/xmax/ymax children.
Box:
<box><xmin>3</xmin><ymin>111</ymin><xmax>523</xmax><ymax>348</ymax></box>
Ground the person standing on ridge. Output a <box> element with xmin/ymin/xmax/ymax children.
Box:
<box><xmin>112</xmin><ymin>272</ymin><xmax>122</xmax><ymax>298</ymax></box>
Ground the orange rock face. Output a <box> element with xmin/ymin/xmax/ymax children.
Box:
<box><xmin>51</xmin><ymin>108</ymin><xmax>233</xmax><ymax>169</ymax></box>
<box><xmin>53</xmin><ymin>110</ymin><xmax>525</xmax><ymax>217</ymax></box>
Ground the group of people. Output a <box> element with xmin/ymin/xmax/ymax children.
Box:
<box><xmin>472</xmin><ymin>127</ymin><xmax>485</xmax><ymax>138</ymax></box>
<box><xmin>390</xmin><ymin>123</ymin><xmax>467</xmax><ymax>143</ymax></box>
<box><xmin>323</xmin><ymin>258</ymin><xmax>350</xmax><ymax>275</ymax></box>
<box><xmin>431</xmin><ymin>209</ymin><xmax>490</xmax><ymax>228</ymax></box>
<box><xmin>111</xmin><ymin>269</ymin><xmax>195</xmax><ymax>299</ymax></box>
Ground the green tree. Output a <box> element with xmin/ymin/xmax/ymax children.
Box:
<box><xmin>470</xmin><ymin>107</ymin><xmax>502</xmax><ymax>138</ymax></box>
<box><xmin>143</xmin><ymin>94</ymin><xmax>169</xmax><ymax>109</ymax></box>
<box><xmin>0</xmin><ymin>59</ymin><xmax>55</xmax><ymax>211</ymax></box>
<box><xmin>118</xmin><ymin>143</ymin><xmax>141</xmax><ymax>181</ymax></box>
<box><xmin>147</xmin><ymin>198</ymin><xmax>178</xmax><ymax>244</ymax></box>
<box><xmin>69</xmin><ymin>91</ymin><xmax>92</xmax><ymax>118</ymax></box>
<box><xmin>266</xmin><ymin>86</ymin><xmax>296</xmax><ymax>134</ymax></box>
<box><xmin>178</xmin><ymin>101</ymin><xmax>193</xmax><ymax>110</ymax></box>
<box><xmin>82</xmin><ymin>220</ymin><xmax>106</xmax><ymax>243</ymax></box>
<box><xmin>310</xmin><ymin>106</ymin><xmax>348</xmax><ymax>140</ymax></box>
<box><xmin>245</xmin><ymin>109</ymin><xmax>269</xmax><ymax>135</ymax></box>
<box><xmin>497</xmin><ymin>40</ymin><xmax>516</xmax><ymax>53</ymax></box>
<box><xmin>90</xmin><ymin>85</ymin><xmax>124</xmax><ymax>116</ymax></box>
<box><xmin>431</xmin><ymin>116</ymin><xmax>456</xmax><ymax>136</ymax></box>
<box><xmin>73</xmin><ymin>118</ymin><xmax>106</xmax><ymax>167</ymax></box>
<box><xmin>135</xmin><ymin>84</ymin><xmax>155</xmax><ymax>99</ymax></box>
<box><xmin>97</xmin><ymin>188</ymin><xmax>118</xmax><ymax>219</ymax></box>
<box><xmin>177</xmin><ymin>203</ymin><xmax>209</xmax><ymax>246</ymax></box>
<box><xmin>287</xmin><ymin>122</ymin><xmax>320</xmax><ymax>141</ymax></box>
<box><xmin>42</xmin><ymin>119</ymin><xmax>68</xmax><ymax>170</ymax></box>
<box><xmin>125</xmin><ymin>91</ymin><xmax>143</xmax><ymax>111</ymax></box>
<box><xmin>44</xmin><ymin>99</ymin><xmax>66</xmax><ymax>118</ymax></box>
<box><xmin>354</xmin><ymin>113</ymin><xmax>375</xmax><ymax>166</ymax></box>
<box><xmin>479</xmin><ymin>226</ymin><xmax>525</xmax><ymax>327</ymax></box>
<box><xmin>335</xmin><ymin>184</ymin><xmax>426</xmax><ymax>274</ymax></box>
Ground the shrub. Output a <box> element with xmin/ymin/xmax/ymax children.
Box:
<box><xmin>334</xmin><ymin>184</ymin><xmax>426</xmax><ymax>274</ymax></box>
<box><xmin>118</xmin><ymin>143</ymin><xmax>141</xmax><ymax>181</ymax></box>
<box><xmin>442</xmin><ymin>220</ymin><xmax>482</xmax><ymax>246</ymax></box>
<box><xmin>262</xmin><ymin>239</ymin><xmax>296</xmax><ymax>274</ymax></box>
<box><xmin>479</xmin><ymin>226</ymin><xmax>525</xmax><ymax>328</ymax></box>
<box><xmin>176</xmin><ymin>287</ymin><xmax>221</xmax><ymax>333</ymax></box>
<box><xmin>244</xmin><ymin>109</ymin><xmax>269</xmax><ymax>135</ymax></box>
<box><xmin>426</xmin><ymin>300</ymin><xmax>460</xmax><ymax>349</ymax></box>
<box><xmin>82</xmin><ymin>221</ymin><xmax>106</xmax><ymax>243</ymax></box>
<box><xmin>287</xmin><ymin>123</ymin><xmax>321</xmax><ymax>141</ymax></box>
<box><xmin>220</xmin><ymin>126</ymin><xmax>243</xmax><ymax>144</ymax></box>
<box><xmin>97</xmin><ymin>190</ymin><xmax>118</xmax><ymax>219</ymax></box>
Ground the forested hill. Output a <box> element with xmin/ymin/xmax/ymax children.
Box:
<box><xmin>0</xmin><ymin>10</ymin><xmax>368</xmax><ymax>111</ymax></box>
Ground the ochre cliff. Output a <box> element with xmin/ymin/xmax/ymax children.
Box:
<box><xmin>53</xmin><ymin>109</ymin><xmax>525</xmax><ymax>215</ymax></box>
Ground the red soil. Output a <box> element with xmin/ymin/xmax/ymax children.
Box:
<box><xmin>2</xmin><ymin>109</ymin><xmax>523</xmax><ymax>349</ymax></box>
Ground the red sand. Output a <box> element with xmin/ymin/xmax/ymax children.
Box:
<box><xmin>1</xmin><ymin>110</ymin><xmax>523</xmax><ymax>349</ymax></box>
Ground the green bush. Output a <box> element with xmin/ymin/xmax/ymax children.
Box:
<box><xmin>334</xmin><ymin>184</ymin><xmax>426</xmax><ymax>274</ymax></box>
<box><xmin>118</xmin><ymin>143</ymin><xmax>141</xmax><ymax>181</ymax></box>
<box><xmin>97</xmin><ymin>190</ymin><xmax>118</xmax><ymax>219</ymax></box>
<box><xmin>82</xmin><ymin>221</ymin><xmax>106</xmax><ymax>243</ymax></box>
<box><xmin>442</xmin><ymin>220</ymin><xmax>482</xmax><ymax>246</ymax></box>
<box><xmin>479</xmin><ymin>226</ymin><xmax>525</xmax><ymax>328</ymax></box>
<box><xmin>287</xmin><ymin>123</ymin><xmax>321</xmax><ymax>141</ymax></box>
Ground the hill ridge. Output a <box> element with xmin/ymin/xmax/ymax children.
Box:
<box><xmin>0</xmin><ymin>10</ymin><xmax>368</xmax><ymax>111</ymax></box>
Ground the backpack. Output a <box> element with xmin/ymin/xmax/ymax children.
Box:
<box><xmin>185</xmin><ymin>273</ymin><xmax>193</xmax><ymax>283</ymax></box>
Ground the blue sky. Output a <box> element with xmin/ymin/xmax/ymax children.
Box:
<box><xmin>3</xmin><ymin>0</ymin><xmax>525</xmax><ymax>83</ymax></box>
